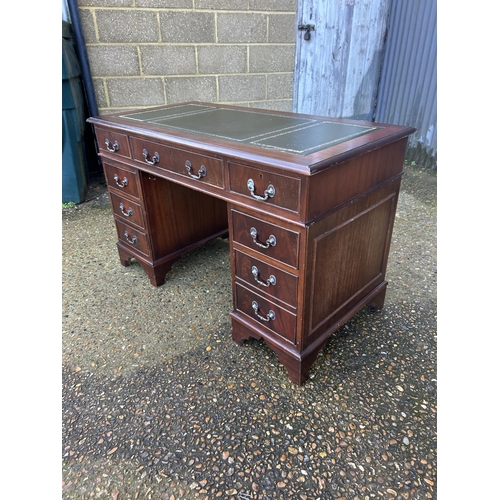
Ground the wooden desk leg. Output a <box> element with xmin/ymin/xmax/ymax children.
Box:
<box><xmin>231</xmin><ymin>315</ymin><xmax>315</xmax><ymax>386</ymax></box>
<box><xmin>142</xmin><ymin>260</ymin><xmax>177</xmax><ymax>287</ymax></box>
<box><xmin>271</xmin><ymin>346</ymin><xmax>321</xmax><ymax>386</ymax></box>
<box><xmin>367</xmin><ymin>282</ymin><xmax>387</xmax><ymax>311</ymax></box>
<box><xmin>117</xmin><ymin>244</ymin><xmax>177</xmax><ymax>287</ymax></box>
<box><xmin>117</xmin><ymin>245</ymin><xmax>134</xmax><ymax>268</ymax></box>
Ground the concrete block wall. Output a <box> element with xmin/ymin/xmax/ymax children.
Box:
<box><xmin>77</xmin><ymin>0</ymin><xmax>298</xmax><ymax>115</ymax></box>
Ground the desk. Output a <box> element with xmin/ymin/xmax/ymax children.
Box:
<box><xmin>88</xmin><ymin>102</ymin><xmax>415</xmax><ymax>385</ymax></box>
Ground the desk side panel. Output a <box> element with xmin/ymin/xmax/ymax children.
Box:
<box><xmin>301</xmin><ymin>177</ymin><xmax>402</xmax><ymax>351</ymax></box>
<box><xmin>306</xmin><ymin>138</ymin><xmax>408</xmax><ymax>222</ymax></box>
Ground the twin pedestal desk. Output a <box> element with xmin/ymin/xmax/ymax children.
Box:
<box><xmin>88</xmin><ymin>102</ymin><xmax>415</xmax><ymax>385</ymax></box>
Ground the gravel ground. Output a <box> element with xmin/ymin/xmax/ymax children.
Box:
<box><xmin>62</xmin><ymin>164</ymin><xmax>437</xmax><ymax>500</ymax></box>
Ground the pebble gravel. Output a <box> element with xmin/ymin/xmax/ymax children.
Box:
<box><xmin>62</xmin><ymin>165</ymin><xmax>437</xmax><ymax>500</ymax></box>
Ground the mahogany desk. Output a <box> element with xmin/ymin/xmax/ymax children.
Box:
<box><xmin>88</xmin><ymin>102</ymin><xmax>415</xmax><ymax>385</ymax></box>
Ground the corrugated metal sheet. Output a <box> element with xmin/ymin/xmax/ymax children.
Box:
<box><xmin>375</xmin><ymin>0</ymin><xmax>437</xmax><ymax>168</ymax></box>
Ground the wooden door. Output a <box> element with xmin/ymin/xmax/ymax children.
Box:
<box><xmin>293</xmin><ymin>0</ymin><xmax>391</xmax><ymax>120</ymax></box>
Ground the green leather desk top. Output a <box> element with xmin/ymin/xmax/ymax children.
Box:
<box><xmin>120</xmin><ymin>103</ymin><xmax>379</xmax><ymax>156</ymax></box>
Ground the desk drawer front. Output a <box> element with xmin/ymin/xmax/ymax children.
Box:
<box><xmin>234</xmin><ymin>250</ymin><xmax>298</xmax><ymax>308</ymax></box>
<box><xmin>236</xmin><ymin>284</ymin><xmax>296</xmax><ymax>344</ymax></box>
<box><xmin>229</xmin><ymin>162</ymin><xmax>300</xmax><ymax>213</ymax></box>
<box><xmin>109</xmin><ymin>191</ymin><xmax>145</xmax><ymax>229</ymax></box>
<box><xmin>95</xmin><ymin>128</ymin><xmax>131</xmax><ymax>159</ymax></box>
<box><xmin>231</xmin><ymin>210</ymin><xmax>299</xmax><ymax>268</ymax></box>
<box><xmin>115</xmin><ymin>219</ymin><xmax>150</xmax><ymax>256</ymax></box>
<box><xmin>130</xmin><ymin>137</ymin><xmax>224</xmax><ymax>188</ymax></box>
<box><xmin>103</xmin><ymin>163</ymin><xmax>141</xmax><ymax>200</ymax></box>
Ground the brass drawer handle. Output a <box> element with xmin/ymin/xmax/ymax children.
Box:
<box><xmin>105</xmin><ymin>139</ymin><xmax>119</xmax><ymax>152</ymax></box>
<box><xmin>119</xmin><ymin>203</ymin><xmax>133</xmax><ymax>217</ymax></box>
<box><xmin>185</xmin><ymin>160</ymin><xmax>207</xmax><ymax>180</ymax></box>
<box><xmin>113</xmin><ymin>174</ymin><xmax>128</xmax><ymax>188</ymax></box>
<box><xmin>250</xmin><ymin>227</ymin><xmax>276</xmax><ymax>249</ymax></box>
<box><xmin>251</xmin><ymin>266</ymin><xmax>276</xmax><ymax>287</ymax></box>
<box><xmin>124</xmin><ymin>231</ymin><xmax>137</xmax><ymax>245</ymax></box>
<box><xmin>252</xmin><ymin>301</ymin><xmax>275</xmax><ymax>322</ymax></box>
<box><xmin>247</xmin><ymin>178</ymin><xmax>275</xmax><ymax>201</ymax></box>
<box><xmin>143</xmin><ymin>148</ymin><xmax>160</xmax><ymax>165</ymax></box>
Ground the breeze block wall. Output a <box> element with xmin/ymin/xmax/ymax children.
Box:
<box><xmin>77</xmin><ymin>0</ymin><xmax>298</xmax><ymax>115</ymax></box>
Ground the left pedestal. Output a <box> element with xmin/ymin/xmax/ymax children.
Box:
<box><xmin>104</xmin><ymin>161</ymin><xmax>229</xmax><ymax>286</ymax></box>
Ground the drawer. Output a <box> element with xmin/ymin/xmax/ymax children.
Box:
<box><xmin>231</xmin><ymin>210</ymin><xmax>300</xmax><ymax>269</ymax></box>
<box><xmin>103</xmin><ymin>163</ymin><xmax>142</xmax><ymax>200</ymax></box>
<box><xmin>236</xmin><ymin>283</ymin><xmax>296</xmax><ymax>344</ymax></box>
<box><xmin>129</xmin><ymin>137</ymin><xmax>224</xmax><ymax>188</ymax></box>
<box><xmin>109</xmin><ymin>191</ymin><xmax>145</xmax><ymax>229</ymax></box>
<box><xmin>234</xmin><ymin>250</ymin><xmax>298</xmax><ymax>308</ymax></box>
<box><xmin>115</xmin><ymin>219</ymin><xmax>150</xmax><ymax>256</ymax></box>
<box><xmin>95</xmin><ymin>127</ymin><xmax>131</xmax><ymax>159</ymax></box>
<box><xmin>229</xmin><ymin>162</ymin><xmax>300</xmax><ymax>213</ymax></box>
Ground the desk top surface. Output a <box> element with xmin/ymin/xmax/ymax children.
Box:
<box><xmin>89</xmin><ymin>102</ymin><xmax>415</xmax><ymax>174</ymax></box>
<box><xmin>117</xmin><ymin>103</ymin><xmax>378</xmax><ymax>156</ymax></box>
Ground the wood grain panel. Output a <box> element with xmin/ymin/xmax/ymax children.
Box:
<box><xmin>141</xmin><ymin>174</ymin><xmax>228</xmax><ymax>261</ymax></box>
<box><xmin>310</xmin><ymin>195</ymin><xmax>395</xmax><ymax>332</ymax></box>
<box><xmin>306</xmin><ymin>139</ymin><xmax>407</xmax><ymax>221</ymax></box>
